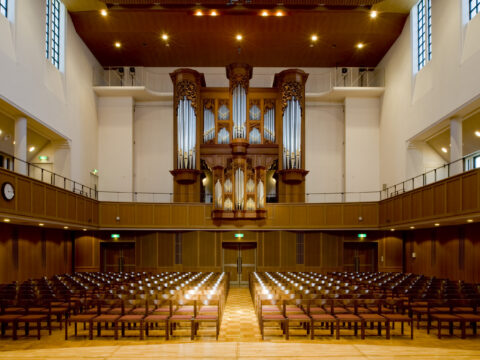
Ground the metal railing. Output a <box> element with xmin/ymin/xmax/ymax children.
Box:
<box><xmin>1</xmin><ymin>155</ymin><xmax>98</xmax><ymax>200</ymax></box>
<box><xmin>93</xmin><ymin>66</ymin><xmax>385</xmax><ymax>94</ymax></box>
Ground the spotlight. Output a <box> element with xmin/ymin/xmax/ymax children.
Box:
<box><xmin>236</xmin><ymin>34</ymin><xmax>243</xmax><ymax>41</ymax></box>
<box><xmin>370</xmin><ymin>11</ymin><xmax>378</xmax><ymax>18</ymax></box>
<box><xmin>114</xmin><ymin>42</ymin><xmax>121</xmax><ymax>48</ymax></box>
<box><xmin>100</xmin><ymin>9</ymin><xmax>108</xmax><ymax>17</ymax></box>
<box><xmin>161</xmin><ymin>34</ymin><xmax>169</xmax><ymax>41</ymax></box>
<box><xmin>311</xmin><ymin>35</ymin><xmax>318</xmax><ymax>42</ymax></box>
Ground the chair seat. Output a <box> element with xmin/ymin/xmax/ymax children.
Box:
<box><xmin>131</xmin><ymin>307</ymin><xmax>147</xmax><ymax>314</ymax></box>
<box><xmin>19</xmin><ymin>315</ymin><xmax>47</xmax><ymax>322</ymax></box>
<box><xmin>432</xmin><ymin>307</ymin><xmax>451</xmax><ymax>313</ymax></box>
<box><xmin>430</xmin><ymin>314</ymin><xmax>462</xmax><ymax>320</ymax></box>
<box><xmin>144</xmin><ymin>314</ymin><xmax>169</xmax><ymax>321</ymax></box>
<box><xmin>0</xmin><ymin>314</ymin><xmax>23</xmax><ymax>321</ymax></box>
<box><xmin>456</xmin><ymin>314</ymin><xmax>480</xmax><ymax>321</ymax></box>
<box><xmin>262</xmin><ymin>314</ymin><xmax>286</xmax><ymax>320</ymax></box>
<box><xmin>4</xmin><ymin>307</ymin><xmax>25</xmax><ymax>314</ymax></box>
<box><xmin>453</xmin><ymin>307</ymin><xmax>474</xmax><ymax>313</ymax></box>
<box><xmin>288</xmin><ymin>314</ymin><xmax>310</xmax><ymax>321</ymax></box>
<box><xmin>153</xmin><ymin>307</ymin><xmax>170</xmax><ymax>313</ymax></box>
<box><xmin>309</xmin><ymin>307</ymin><xmax>326</xmax><ymax>313</ymax></box>
<box><xmin>262</xmin><ymin>305</ymin><xmax>280</xmax><ymax>312</ymax></box>
<box><xmin>68</xmin><ymin>314</ymin><xmax>96</xmax><ymax>322</ymax></box>
<box><xmin>92</xmin><ymin>314</ymin><xmax>120</xmax><ymax>322</ymax></box>
<box><xmin>195</xmin><ymin>315</ymin><xmax>217</xmax><ymax>320</ymax></box>
<box><xmin>360</xmin><ymin>314</ymin><xmax>385</xmax><ymax>321</ymax></box>
<box><xmin>118</xmin><ymin>314</ymin><xmax>144</xmax><ymax>322</ymax></box>
<box><xmin>170</xmin><ymin>314</ymin><xmax>193</xmax><ymax>320</ymax></box>
<box><xmin>332</xmin><ymin>307</ymin><xmax>349</xmax><ymax>314</ymax></box>
<box><xmin>335</xmin><ymin>314</ymin><xmax>362</xmax><ymax>321</ymax></box>
<box><xmin>384</xmin><ymin>314</ymin><xmax>411</xmax><ymax>321</ymax></box>
<box><xmin>311</xmin><ymin>314</ymin><xmax>336</xmax><ymax>321</ymax></box>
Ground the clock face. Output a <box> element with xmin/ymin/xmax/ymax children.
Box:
<box><xmin>2</xmin><ymin>182</ymin><xmax>15</xmax><ymax>201</ymax></box>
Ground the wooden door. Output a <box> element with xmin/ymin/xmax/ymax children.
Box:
<box><xmin>222</xmin><ymin>242</ymin><xmax>257</xmax><ymax>285</ymax></box>
<box><xmin>343</xmin><ymin>242</ymin><xmax>377</xmax><ymax>272</ymax></box>
<box><xmin>101</xmin><ymin>243</ymin><xmax>136</xmax><ymax>272</ymax></box>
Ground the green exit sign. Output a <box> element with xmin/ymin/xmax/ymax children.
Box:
<box><xmin>111</xmin><ymin>234</ymin><xmax>120</xmax><ymax>239</ymax></box>
<box><xmin>358</xmin><ymin>233</ymin><xmax>367</xmax><ymax>239</ymax></box>
<box><xmin>234</xmin><ymin>233</ymin><xmax>244</xmax><ymax>238</ymax></box>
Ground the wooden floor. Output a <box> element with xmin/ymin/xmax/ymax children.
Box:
<box><xmin>0</xmin><ymin>287</ymin><xmax>479</xmax><ymax>359</ymax></box>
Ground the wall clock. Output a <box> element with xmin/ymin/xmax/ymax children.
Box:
<box><xmin>1</xmin><ymin>182</ymin><xmax>15</xmax><ymax>201</ymax></box>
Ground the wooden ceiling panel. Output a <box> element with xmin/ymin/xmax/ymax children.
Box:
<box><xmin>70</xmin><ymin>10</ymin><xmax>407</xmax><ymax>67</ymax></box>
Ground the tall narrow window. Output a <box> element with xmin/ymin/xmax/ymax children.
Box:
<box><xmin>471</xmin><ymin>0</ymin><xmax>480</xmax><ymax>20</ymax></box>
<box><xmin>46</xmin><ymin>0</ymin><xmax>63</xmax><ymax>69</ymax></box>
<box><xmin>416</xmin><ymin>0</ymin><xmax>432</xmax><ymax>71</ymax></box>
<box><xmin>0</xmin><ymin>0</ymin><xmax>7</xmax><ymax>18</ymax></box>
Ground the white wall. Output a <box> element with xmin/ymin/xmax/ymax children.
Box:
<box><xmin>378</xmin><ymin>0</ymin><xmax>480</xmax><ymax>187</ymax></box>
<box><xmin>133</xmin><ymin>102</ymin><xmax>173</xmax><ymax>202</ymax></box>
<box><xmin>97</xmin><ymin>97</ymin><xmax>133</xmax><ymax>200</ymax></box>
<box><xmin>344</xmin><ymin>98</ymin><xmax>380</xmax><ymax>201</ymax></box>
<box><xmin>0</xmin><ymin>0</ymin><xmax>99</xmax><ymax>186</ymax></box>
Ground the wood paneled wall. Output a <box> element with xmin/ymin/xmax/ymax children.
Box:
<box><xmin>0</xmin><ymin>223</ymin><xmax>72</xmax><ymax>283</ymax></box>
<box><xmin>99</xmin><ymin>202</ymin><xmax>379</xmax><ymax>229</ymax></box>
<box><xmin>405</xmin><ymin>223</ymin><xmax>480</xmax><ymax>283</ymax></box>
<box><xmin>379</xmin><ymin>170</ymin><xmax>480</xmax><ymax>227</ymax></box>
<box><xmin>73</xmin><ymin>230</ymin><xmax>403</xmax><ymax>275</ymax></box>
<box><xmin>0</xmin><ymin>168</ymin><xmax>98</xmax><ymax>227</ymax></box>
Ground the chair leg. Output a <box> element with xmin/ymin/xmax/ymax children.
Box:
<box><xmin>336</xmin><ymin>320</ymin><xmax>340</xmax><ymax>340</ymax></box>
<box><xmin>165</xmin><ymin>320</ymin><xmax>169</xmax><ymax>340</ymax></box>
<box><xmin>190</xmin><ymin>320</ymin><xmax>194</xmax><ymax>340</ymax></box>
<box><xmin>140</xmin><ymin>321</ymin><xmax>144</xmax><ymax>340</ymax></box>
<box><xmin>37</xmin><ymin>321</ymin><xmax>41</xmax><ymax>340</ymax></box>
<box><xmin>285</xmin><ymin>320</ymin><xmax>289</xmax><ymax>340</ymax></box>
<box><xmin>13</xmin><ymin>321</ymin><xmax>17</xmax><ymax>341</ymax></box>
<box><xmin>437</xmin><ymin>320</ymin><xmax>442</xmax><ymax>339</ymax></box>
<box><xmin>386</xmin><ymin>321</ymin><xmax>390</xmax><ymax>340</ymax></box>
<box><xmin>65</xmin><ymin>319</ymin><xmax>68</xmax><ymax>340</ymax></box>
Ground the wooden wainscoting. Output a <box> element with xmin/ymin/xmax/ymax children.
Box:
<box><xmin>0</xmin><ymin>168</ymin><xmax>98</xmax><ymax>227</ymax></box>
<box><xmin>0</xmin><ymin>223</ymin><xmax>72</xmax><ymax>283</ymax></box>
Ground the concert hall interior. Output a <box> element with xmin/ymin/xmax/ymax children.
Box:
<box><xmin>1</xmin><ymin>0</ymin><xmax>480</xmax><ymax>359</ymax></box>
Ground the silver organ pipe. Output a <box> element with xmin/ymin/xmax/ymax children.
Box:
<box><xmin>218</xmin><ymin>128</ymin><xmax>230</xmax><ymax>144</ymax></box>
<box><xmin>282</xmin><ymin>97</ymin><xmax>301</xmax><ymax>169</ymax></box>
<box><xmin>257</xmin><ymin>179</ymin><xmax>265</xmax><ymax>209</ymax></box>
<box><xmin>234</xmin><ymin>168</ymin><xmax>245</xmax><ymax>210</ymax></box>
<box><xmin>249</xmin><ymin>128</ymin><xmax>261</xmax><ymax>144</ymax></box>
<box><xmin>232</xmin><ymin>85</ymin><xmax>246</xmax><ymax>139</ymax></box>
<box><xmin>215</xmin><ymin>179</ymin><xmax>223</xmax><ymax>209</ymax></box>
<box><xmin>203</xmin><ymin>108</ymin><xmax>215</xmax><ymax>143</ymax></box>
<box><xmin>264</xmin><ymin>108</ymin><xmax>275</xmax><ymax>142</ymax></box>
<box><xmin>177</xmin><ymin>97</ymin><xmax>196</xmax><ymax>169</ymax></box>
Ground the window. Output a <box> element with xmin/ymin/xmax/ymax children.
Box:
<box><xmin>471</xmin><ymin>0</ymin><xmax>480</xmax><ymax>20</ymax></box>
<box><xmin>45</xmin><ymin>0</ymin><xmax>63</xmax><ymax>69</ymax></box>
<box><xmin>0</xmin><ymin>0</ymin><xmax>7</xmax><ymax>18</ymax></box>
<box><xmin>416</xmin><ymin>0</ymin><xmax>432</xmax><ymax>71</ymax></box>
<box><xmin>475</xmin><ymin>156</ymin><xmax>480</xmax><ymax>169</ymax></box>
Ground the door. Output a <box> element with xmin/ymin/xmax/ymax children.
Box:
<box><xmin>100</xmin><ymin>242</ymin><xmax>136</xmax><ymax>272</ymax></box>
<box><xmin>222</xmin><ymin>242</ymin><xmax>257</xmax><ymax>285</ymax></box>
<box><xmin>343</xmin><ymin>242</ymin><xmax>378</xmax><ymax>272</ymax></box>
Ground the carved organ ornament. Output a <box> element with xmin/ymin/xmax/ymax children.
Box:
<box><xmin>170</xmin><ymin>64</ymin><xmax>308</xmax><ymax>214</ymax></box>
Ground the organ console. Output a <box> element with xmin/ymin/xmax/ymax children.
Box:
<box><xmin>170</xmin><ymin>64</ymin><xmax>308</xmax><ymax>219</ymax></box>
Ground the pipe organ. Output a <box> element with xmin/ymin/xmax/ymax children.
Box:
<box><xmin>170</xmin><ymin>64</ymin><xmax>308</xmax><ymax>216</ymax></box>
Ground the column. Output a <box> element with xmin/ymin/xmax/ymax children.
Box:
<box><xmin>450</xmin><ymin>117</ymin><xmax>463</xmax><ymax>176</ymax></box>
<box><xmin>14</xmin><ymin>117</ymin><xmax>27</xmax><ymax>175</ymax></box>
<box><xmin>52</xmin><ymin>140</ymin><xmax>71</xmax><ymax>185</ymax></box>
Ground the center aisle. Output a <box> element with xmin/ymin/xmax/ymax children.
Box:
<box><xmin>218</xmin><ymin>287</ymin><xmax>262</xmax><ymax>342</ymax></box>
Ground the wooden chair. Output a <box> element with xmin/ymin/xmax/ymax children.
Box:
<box><xmin>169</xmin><ymin>298</ymin><xmax>195</xmax><ymax>339</ymax></box>
<box><xmin>192</xmin><ymin>297</ymin><xmax>221</xmax><ymax>340</ymax></box>
<box><xmin>382</xmin><ymin>300</ymin><xmax>414</xmax><ymax>339</ymax></box>
<box><xmin>309</xmin><ymin>299</ymin><xmax>337</xmax><ymax>339</ymax></box>
<box><xmin>283</xmin><ymin>298</ymin><xmax>311</xmax><ymax>338</ymax></box>
<box><xmin>333</xmin><ymin>299</ymin><xmax>365</xmax><ymax>339</ymax></box>
<box><xmin>0</xmin><ymin>314</ymin><xmax>22</xmax><ymax>340</ymax></box>
<box><xmin>258</xmin><ymin>297</ymin><xmax>288</xmax><ymax>340</ymax></box>
<box><xmin>89</xmin><ymin>299</ymin><xmax>121</xmax><ymax>339</ymax></box>
<box><xmin>114</xmin><ymin>299</ymin><xmax>145</xmax><ymax>340</ymax></box>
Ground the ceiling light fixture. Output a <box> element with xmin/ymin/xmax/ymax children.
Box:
<box><xmin>236</xmin><ymin>34</ymin><xmax>243</xmax><ymax>41</ymax></box>
<box><xmin>39</xmin><ymin>223</ymin><xmax>44</xmax><ymax>227</ymax></box>
<box><xmin>100</xmin><ymin>9</ymin><xmax>108</xmax><ymax>17</ymax></box>
<box><xmin>4</xmin><ymin>218</ymin><xmax>10</xmax><ymax>222</ymax></box>
<box><xmin>390</xmin><ymin>229</ymin><xmax>395</xmax><ymax>232</ymax></box>
<box><xmin>475</xmin><ymin>130</ymin><xmax>480</xmax><ymax>137</ymax></box>
<box><xmin>311</xmin><ymin>35</ymin><xmax>318</xmax><ymax>42</ymax></box>
<box><xmin>210</xmin><ymin>10</ymin><xmax>218</xmax><ymax>16</ymax></box>
<box><xmin>441</xmin><ymin>147</ymin><xmax>448</xmax><ymax>153</ymax></box>
<box><xmin>194</xmin><ymin>9</ymin><xmax>203</xmax><ymax>16</ymax></box>
<box><xmin>410</xmin><ymin>226</ymin><xmax>415</xmax><ymax>229</ymax></box>
<box><xmin>370</xmin><ymin>10</ymin><xmax>378</xmax><ymax>18</ymax></box>
<box><xmin>64</xmin><ymin>226</ymin><xmax>69</xmax><ymax>229</ymax></box>
<box><xmin>275</xmin><ymin>10</ymin><xmax>284</xmax><ymax>17</ymax></box>
<box><xmin>434</xmin><ymin>223</ymin><xmax>440</xmax><ymax>227</ymax></box>
<box><xmin>83</xmin><ymin>228</ymin><xmax>87</xmax><ymax>232</ymax></box>
<box><xmin>467</xmin><ymin>219</ymin><xmax>473</xmax><ymax>223</ymax></box>
<box><xmin>261</xmin><ymin>10</ymin><xmax>269</xmax><ymax>16</ymax></box>
<box><xmin>114</xmin><ymin>42</ymin><xmax>121</xmax><ymax>48</ymax></box>
<box><xmin>161</xmin><ymin>34</ymin><xmax>169</xmax><ymax>41</ymax></box>
<box><xmin>0</xmin><ymin>129</ymin><xmax>2</xmax><ymax>135</ymax></box>
<box><xmin>356</xmin><ymin>43</ymin><xmax>365</xmax><ymax>49</ymax></box>
<box><xmin>29</xmin><ymin>146</ymin><xmax>35</xmax><ymax>152</ymax></box>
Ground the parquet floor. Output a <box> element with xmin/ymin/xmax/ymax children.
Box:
<box><xmin>0</xmin><ymin>287</ymin><xmax>480</xmax><ymax>359</ymax></box>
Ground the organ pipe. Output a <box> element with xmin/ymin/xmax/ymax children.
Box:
<box><xmin>234</xmin><ymin>168</ymin><xmax>244</xmax><ymax>210</ymax></box>
<box><xmin>263</xmin><ymin>108</ymin><xmax>275</xmax><ymax>142</ymax></box>
<box><xmin>177</xmin><ymin>97</ymin><xmax>196</xmax><ymax>169</ymax></box>
<box><xmin>203</xmin><ymin>108</ymin><xmax>215</xmax><ymax>143</ymax></box>
<box><xmin>232</xmin><ymin>85</ymin><xmax>247</xmax><ymax>139</ymax></box>
<box><xmin>282</xmin><ymin>98</ymin><xmax>301</xmax><ymax>169</ymax></box>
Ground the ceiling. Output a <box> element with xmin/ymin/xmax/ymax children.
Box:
<box><xmin>66</xmin><ymin>0</ymin><xmax>414</xmax><ymax>68</ymax></box>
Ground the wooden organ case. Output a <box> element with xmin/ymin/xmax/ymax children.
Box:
<box><xmin>170</xmin><ymin>64</ymin><xmax>308</xmax><ymax>220</ymax></box>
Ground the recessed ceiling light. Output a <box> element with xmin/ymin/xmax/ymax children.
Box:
<box><xmin>311</xmin><ymin>35</ymin><xmax>318</xmax><ymax>42</ymax></box>
<box><xmin>467</xmin><ymin>219</ymin><xmax>473</xmax><ymax>223</ymax></box>
<box><xmin>39</xmin><ymin>223</ymin><xmax>44</xmax><ymax>227</ymax></box>
<box><xmin>194</xmin><ymin>9</ymin><xmax>203</xmax><ymax>16</ymax></box>
<box><xmin>100</xmin><ymin>9</ymin><xmax>108</xmax><ymax>17</ymax></box>
<box><xmin>236</xmin><ymin>34</ymin><xmax>243</xmax><ymax>41</ymax></box>
<box><xmin>161</xmin><ymin>34</ymin><xmax>169</xmax><ymax>41</ymax></box>
<box><xmin>475</xmin><ymin>130</ymin><xmax>480</xmax><ymax>137</ymax></box>
<box><xmin>390</xmin><ymin>228</ymin><xmax>395</xmax><ymax>232</ymax></box>
<box><xmin>114</xmin><ymin>42</ymin><xmax>121</xmax><ymax>48</ymax></box>
<box><xmin>210</xmin><ymin>10</ymin><xmax>218</xmax><ymax>16</ymax></box>
<box><xmin>29</xmin><ymin>146</ymin><xmax>35</xmax><ymax>152</ymax></box>
<box><xmin>13</xmin><ymin>141</ymin><xmax>15</xmax><ymax>145</ymax></box>
<box><xmin>356</xmin><ymin>43</ymin><xmax>365</xmax><ymax>49</ymax></box>
<box><xmin>4</xmin><ymin>218</ymin><xmax>10</xmax><ymax>222</ymax></box>
<box><xmin>83</xmin><ymin>228</ymin><xmax>87</xmax><ymax>232</ymax></box>
<box><xmin>64</xmin><ymin>226</ymin><xmax>69</xmax><ymax>229</ymax></box>
<box><xmin>434</xmin><ymin>223</ymin><xmax>440</xmax><ymax>227</ymax></box>
<box><xmin>441</xmin><ymin>147</ymin><xmax>448</xmax><ymax>153</ymax></box>
<box><xmin>370</xmin><ymin>10</ymin><xmax>378</xmax><ymax>18</ymax></box>
<box><xmin>275</xmin><ymin>10</ymin><xmax>284</xmax><ymax>16</ymax></box>
<box><xmin>410</xmin><ymin>226</ymin><xmax>415</xmax><ymax>229</ymax></box>
<box><xmin>0</xmin><ymin>129</ymin><xmax>2</xmax><ymax>135</ymax></box>
<box><xmin>260</xmin><ymin>10</ymin><xmax>269</xmax><ymax>16</ymax></box>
